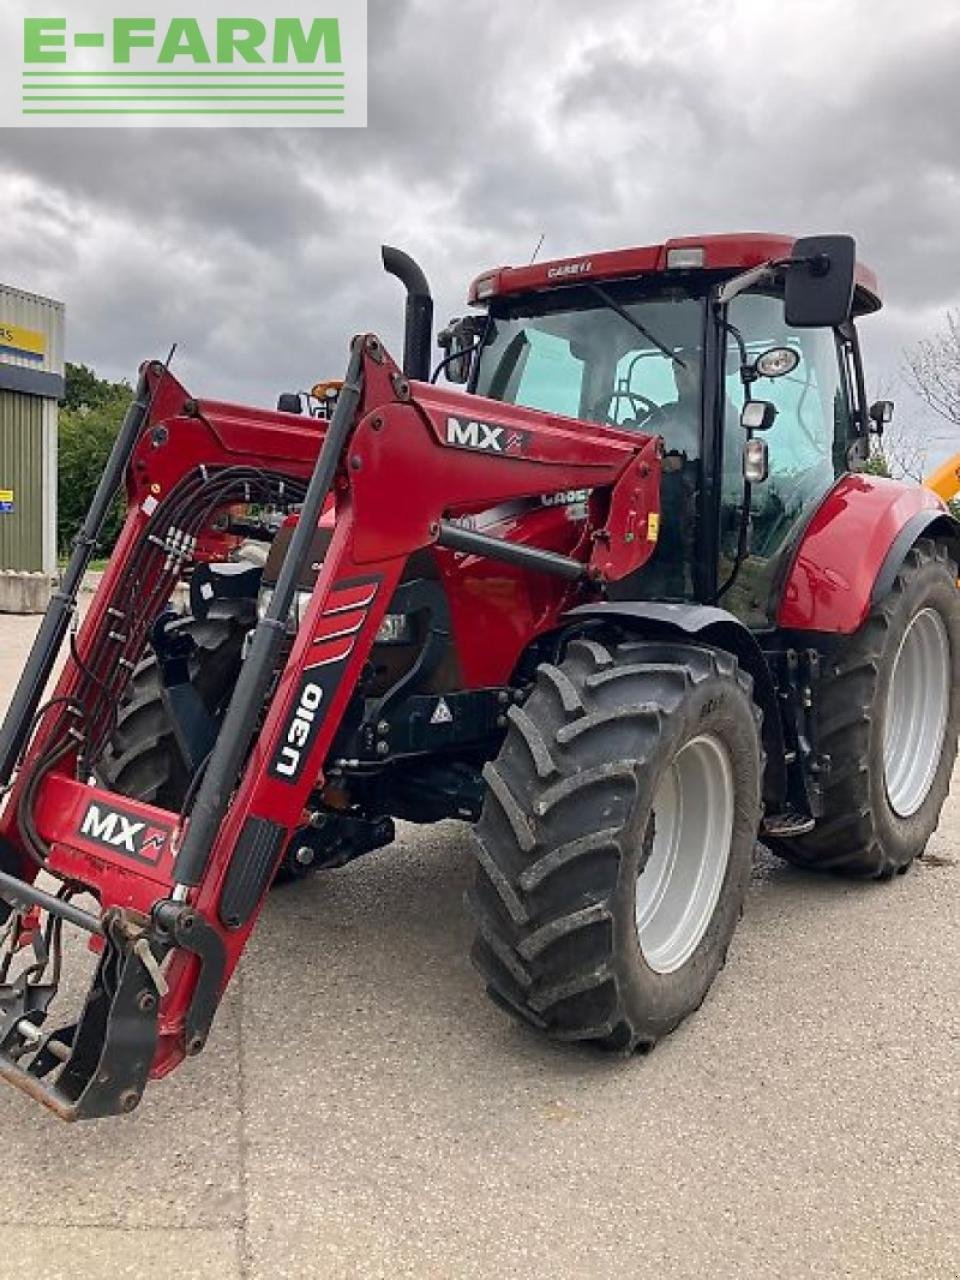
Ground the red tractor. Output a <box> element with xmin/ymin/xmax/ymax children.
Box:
<box><xmin>1</xmin><ymin>233</ymin><xmax>957</xmax><ymax>1120</ymax></box>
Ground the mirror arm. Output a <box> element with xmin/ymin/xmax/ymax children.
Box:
<box><xmin>430</xmin><ymin>339</ymin><xmax>484</xmax><ymax>385</ymax></box>
<box><xmin>716</xmin><ymin>253</ymin><xmax>822</xmax><ymax>309</ymax></box>
<box><xmin>717</xmin><ymin>261</ymin><xmax>779</xmax><ymax>307</ymax></box>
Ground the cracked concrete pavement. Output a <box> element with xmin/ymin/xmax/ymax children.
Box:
<box><xmin>0</xmin><ymin>612</ymin><xmax>957</xmax><ymax>1279</ymax></box>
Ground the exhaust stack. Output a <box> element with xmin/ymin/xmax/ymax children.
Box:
<box><xmin>381</xmin><ymin>245</ymin><xmax>434</xmax><ymax>383</ymax></box>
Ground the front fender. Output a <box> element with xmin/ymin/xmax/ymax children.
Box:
<box><xmin>777</xmin><ymin>474</ymin><xmax>953</xmax><ymax>634</ymax></box>
<box><xmin>563</xmin><ymin>600</ymin><xmax>787</xmax><ymax>809</ymax></box>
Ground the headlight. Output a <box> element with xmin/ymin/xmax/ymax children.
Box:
<box><xmin>255</xmin><ymin>586</ymin><xmax>306</xmax><ymax>633</ymax></box>
<box><xmin>257</xmin><ymin>586</ymin><xmax>415</xmax><ymax>644</ymax></box>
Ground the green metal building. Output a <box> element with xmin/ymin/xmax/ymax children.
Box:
<box><xmin>0</xmin><ymin>285</ymin><xmax>64</xmax><ymax>582</ymax></box>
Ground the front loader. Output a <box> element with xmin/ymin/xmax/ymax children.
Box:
<box><xmin>1</xmin><ymin>233</ymin><xmax>958</xmax><ymax>1120</ymax></box>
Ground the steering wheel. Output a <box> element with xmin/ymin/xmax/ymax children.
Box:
<box><xmin>602</xmin><ymin>389</ymin><xmax>659</xmax><ymax>428</ymax></box>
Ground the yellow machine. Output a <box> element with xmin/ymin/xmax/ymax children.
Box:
<box><xmin>926</xmin><ymin>454</ymin><xmax>960</xmax><ymax>502</ymax></box>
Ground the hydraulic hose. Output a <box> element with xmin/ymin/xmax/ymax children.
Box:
<box><xmin>0</xmin><ymin>366</ymin><xmax>156</xmax><ymax>787</ymax></box>
<box><xmin>171</xmin><ymin>340</ymin><xmax>367</xmax><ymax>889</ymax></box>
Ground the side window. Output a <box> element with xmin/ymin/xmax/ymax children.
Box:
<box><xmin>493</xmin><ymin>329</ymin><xmax>584</xmax><ymax>417</ymax></box>
<box><xmin>720</xmin><ymin>293</ymin><xmax>853</xmax><ymax>626</ymax></box>
<box><xmin>612</xmin><ymin>350</ymin><xmax>687</xmax><ymax>421</ymax></box>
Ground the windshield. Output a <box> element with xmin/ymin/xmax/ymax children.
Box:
<box><xmin>473</xmin><ymin>284</ymin><xmax>705</xmax><ymax>460</ymax></box>
<box><xmin>473</xmin><ymin>284</ymin><xmax>706</xmax><ymax>602</ymax></box>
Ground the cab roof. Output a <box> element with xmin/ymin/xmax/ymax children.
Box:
<box><xmin>468</xmin><ymin>232</ymin><xmax>882</xmax><ymax>315</ymax></box>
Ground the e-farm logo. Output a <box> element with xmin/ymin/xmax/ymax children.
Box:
<box><xmin>2</xmin><ymin>2</ymin><xmax>367</xmax><ymax>128</ymax></box>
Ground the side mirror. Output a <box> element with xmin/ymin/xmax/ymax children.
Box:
<box><xmin>785</xmin><ymin>234</ymin><xmax>857</xmax><ymax>328</ymax></box>
<box><xmin>743</xmin><ymin>438</ymin><xmax>769</xmax><ymax>484</ymax></box>
<box><xmin>277</xmin><ymin>393</ymin><xmax>303</xmax><ymax>415</ymax></box>
<box><xmin>741</xmin><ymin>400</ymin><xmax>778</xmax><ymax>432</ymax></box>
<box><xmin>437</xmin><ymin>316</ymin><xmax>482</xmax><ymax>385</ymax></box>
<box><xmin>869</xmin><ymin>400</ymin><xmax>895</xmax><ymax>431</ymax></box>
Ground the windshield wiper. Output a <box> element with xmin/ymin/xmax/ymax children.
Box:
<box><xmin>587</xmin><ymin>283</ymin><xmax>686</xmax><ymax>369</ymax></box>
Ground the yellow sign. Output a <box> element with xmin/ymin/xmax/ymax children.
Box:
<box><xmin>0</xmin><ymin>322</ymin><xmax>45</xmax><ymax>362</ymax></box>
<box><xmin>647</xmin><ymin>512</ymin><xmax>661</xmax><ymax>543</ymax></box>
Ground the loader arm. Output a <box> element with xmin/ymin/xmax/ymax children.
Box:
<box><xmin>0</xmin><ymin>334</ymin><xmax>660</xmax><ymax>1119</ymax></box>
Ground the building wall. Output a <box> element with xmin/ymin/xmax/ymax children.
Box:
<box><xmin>0</xmin><ymin>287</ymin><xmax>65</xmax><ymax>377</ymax></box>
<box><xmin>0</xmin><ymin>393</ymin><xmax>44</xmax><ymax>571</ymax></box>
<box><xmin>0</xmin><ymin>284</ymin><xmax>65</xmax><ymax>578</ymax></box>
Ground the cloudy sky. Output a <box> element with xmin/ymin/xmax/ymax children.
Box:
<box><xmin>2</xmin><ymin>0</ymin><xmax>960</xmax><ymax>463</ymax></box>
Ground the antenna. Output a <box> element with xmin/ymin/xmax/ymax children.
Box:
<box><xmin>530</xmin><ymin>233</ymin><xmax>546</xmax><ymax>264</ymax></box>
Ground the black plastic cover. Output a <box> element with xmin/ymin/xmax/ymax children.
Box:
<box><xmin>219</xmin><ymin>816</ymin><xmax>285</xmax><ymax>930</ymax></box>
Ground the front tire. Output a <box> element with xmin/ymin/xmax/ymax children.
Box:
<box><xmin>772</xmin><ymin>538</ymin><xmax>960</xmax><ymax>879</ymax></box>
<box><xmin>468</xmin><ymin>638</ymin><xmax>763</xmax><ymax>1052</ymax></box>
<box><xmin>96</xmin><ymin>603</ymin><xmax>252</xmax><ymax>808</ymax></box>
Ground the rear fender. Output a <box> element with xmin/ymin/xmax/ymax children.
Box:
<box><xmin>560</xmin><ymin>601</ymin><xmax>787</xmax><ymax>809</ymax></box>
<box><xmin>777</xmin><ymin>475</ymin><xmax>953</xmax><ymax>634</ymax></box>
<box><xmin>870</xmin><ymin>510</ymin><xmax>960</xmax><ymax>606</ymax></box>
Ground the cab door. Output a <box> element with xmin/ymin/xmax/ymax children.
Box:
<box><xmin>718</xmin><ymin>292</ymin><xmax>858</xmax><ymax>629</ymax></box>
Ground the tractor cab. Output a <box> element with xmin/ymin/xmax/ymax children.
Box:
<box><xmin>449</xmin><ymin>234</ymin><xmax>881</xmax><ymax>626</ymax></box>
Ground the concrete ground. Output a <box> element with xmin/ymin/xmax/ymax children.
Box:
<box><xmin>0</xmin><ymin>613</ymin><xmax>957</xmax><ymax>1280</ymax></box>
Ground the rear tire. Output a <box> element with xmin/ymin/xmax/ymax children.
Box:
<box><xmin>467</xmin><ymin>638</ymin><xmax>763</xmax><ymax>1052</ymax></box>
<box><xmin>771</xmin><ymin>538</ymin><xmax>960</xmax><ymax>879</ymax></box>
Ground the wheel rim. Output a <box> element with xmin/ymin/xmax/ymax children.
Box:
<box><xmin>635</xmin><ymin>734</ymin><xmax>735</xmax><ymax>975</ymax></box>
<box><xmin>883</xmin><ymin>606</ymin><xmax>951</xmax><ymax>818</ymax></box>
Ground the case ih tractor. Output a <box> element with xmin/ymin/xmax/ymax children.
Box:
<box><xmin>1</xmin><ymin>232</ymin><xmax>958</xmax><ymax>1120</ymax></box>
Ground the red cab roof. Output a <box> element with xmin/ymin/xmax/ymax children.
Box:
<box><xmin>468</xmin><ymin>232</ymin><xmax>881</xmax><ymax>314</ymax></box>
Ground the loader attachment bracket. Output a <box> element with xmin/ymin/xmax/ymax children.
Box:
<box><xmin>153</xmin><ymin>900</ymin><xmax>226</xmax><ymax>1057</ymax></box>
<box><xmin>0</xmin><ymin>900</ymin><xmax>226</xmax><ymax>1120</ymax></box>
<box><xmin>0</xmin><ymin>910</ymin><xmax>166</xmax><ymax>1121</ymax></box>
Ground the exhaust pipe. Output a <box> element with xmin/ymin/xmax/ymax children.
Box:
<box><xmin>381</xmin><ymin>245</ymin><xmax>434</xmax><ymax>383</ymax></box>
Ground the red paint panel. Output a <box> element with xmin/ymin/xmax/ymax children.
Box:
<box><xmin>326</xmin><ymin>583</ymin><xmax>379</xmax><ymax>613</ymax></box>
<box><xmin>435</xmin><ymin>505</ymin><xmax>586</xmax><ymax>687</ymax></box>
<box><xmin>469</xmin><ymin>231</ymin><xmax>881</xmax><ymax>311</ymax></box>
<box><xmin>413</xmin><ymin>383</ymin><xmax>647</xmax><ymax>471</ymax></box>
<box><xmin>308</xmin><ymin>633</ymin><xmax>357</xmax><ymax>667</ymax></box>
<box><xmin>311</xmin><ymin>607</ymin><xmax>368</xmax><ymax>643</ymax></box>
<box><xmin>778</xmin><ymin>474</ymin><xmax>946</xmax><ymax>634</ymax></box>
<box><xmin>37</xmin><ymin>775</ymin><xmax>177</xmax><ymax>911</ymax></box>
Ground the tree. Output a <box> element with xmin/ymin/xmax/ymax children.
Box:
<box><xmin>862</xmin><ymin>447</ymin><xmax>891</xmax><ymax>479</ymax></box>
<box><xmin>866</xmin><ymin>384</ymin><xmax>960</xmax><ymax>522</ymax></box>
<box><xmin>58</xmin><ymin>363</ymin><xmax>133</xmax><ymax>556</ymax></box>
<box><xmin>865</xmin><ymin>417</ymin><xmax>929</xmax><ymax>484</ymax></box>
<box><xmin>905</xmin><ymin>311</ymin><xmax>960</xmax><ymax>429</ymax></box>
<box><xmin>862</xmin><ymin>372</ymin><xmax>932</xmax><ymax>483</ymax></box>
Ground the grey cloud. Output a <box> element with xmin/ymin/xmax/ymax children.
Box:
<box><xmin>0</xmin><ymin>0</ymin><xmax>958</xmax><ymax>461</ymax></box>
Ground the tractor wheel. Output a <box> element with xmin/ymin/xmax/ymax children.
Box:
<box><xmin>96</xmin><ymin>602</ymin><xmax>252</xmax><ymax>809</ymax></box>
<box><xmin>467</xmin><ymin>638</ymin><xmax>763</xmax><ymax>1052</ymax></box>
<box><xmin>771</xmin><ymin>538</ymin><xmax>960</xmax><ymax>880</ymax></box>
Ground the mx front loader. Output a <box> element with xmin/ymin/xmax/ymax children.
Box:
<box><xmin>1</xmin><ymin>234</ymin><xmax>958</xmax><ymax>1120</ymax></box>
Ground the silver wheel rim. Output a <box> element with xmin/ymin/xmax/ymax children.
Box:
<box><xmin>883</xmin><ymin>607</ymin><xmax>951</xmax><ymax>818</ymax></box>
<box><xmin>635</xmin><ymin>734</ymin><xmax>735</xmax><ymax>975</ymax></box>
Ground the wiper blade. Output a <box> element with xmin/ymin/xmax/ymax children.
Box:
<box><xmin>587</xmin><ymin>283</ymin><xmax>686</xmax><ymax>369</ymax></box>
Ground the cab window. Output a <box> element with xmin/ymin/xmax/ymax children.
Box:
<box><xmin>720</xmin><ymin>292</ymin><xmax>854</xmax><ymax>626</ymax></box>
<box><xmin>473</xmin><ymin>287</ymin><xmax>705</xmax><ymax>601</ymax></box>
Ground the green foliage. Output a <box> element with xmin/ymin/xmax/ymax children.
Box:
<box><xmin>863</xmin><ymin>439</ymin><xmax>960</xmax><ymax>518</ymax></box>
<box><xmin>58</xmin><ymin>363</ymin><xmax>133</xmax><ymax>555</ymax></box>
<box><xmin>862</xmin><ymin>447</ymin><xmax>892</xmax><ymax>478</ymax></box>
